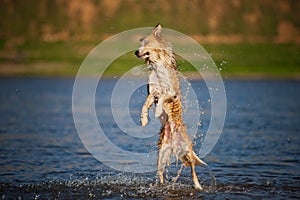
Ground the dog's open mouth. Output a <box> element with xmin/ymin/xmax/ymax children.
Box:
<box><xmin>135</xmin><ymin>50</ymin><xmax>150</xmax><ymax>59</ymax></box>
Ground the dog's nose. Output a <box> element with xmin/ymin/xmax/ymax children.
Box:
<box><xmin>135</xmin><ymin>50</ymin><xmax>140</xmax><ymax>57</ymax></box>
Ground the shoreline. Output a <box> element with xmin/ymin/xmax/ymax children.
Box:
<box><xmin>0</xmin><ymin>62</ymin><xmax>299</xmax><ymax>80</ymax></box>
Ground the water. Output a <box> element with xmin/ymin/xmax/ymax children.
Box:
<box><xmin>0</xmin><ymin>77</ymin><xmax>299</xmax><ymax>199</ymax></box>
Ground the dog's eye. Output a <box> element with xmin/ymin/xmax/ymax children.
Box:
<box><xmin>143</xmin><ymin>40</ymin><xmax>149</xmax><ymax>46</ymax></box>
<box><xmin>139</xmin><ymin>37</ymin><xmax>145</xmax><ymax>42</ymax></box>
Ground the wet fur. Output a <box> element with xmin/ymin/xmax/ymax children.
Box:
<box><xmin>135</xmin><ymin>24</ymin><xmax>207</xmax><ymax>190</ymax></box>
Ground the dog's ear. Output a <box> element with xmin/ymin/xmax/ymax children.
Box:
<box><xmin>153</xmin><ymin>23</ymin><xmax>162</xmax><ymax>37</ymax></box>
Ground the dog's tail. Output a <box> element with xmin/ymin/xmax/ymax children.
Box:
<box><xmin>193</xmin><ymin>151</ymin><xmax>217</xmax><ymax>188</ymax></box>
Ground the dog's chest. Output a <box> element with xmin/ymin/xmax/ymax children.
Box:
<box><xmin>148</xmin><ymin>70</ymin><xmax>160</xmax><ymax>94</ymax></box>
<box><xmin>148</xmin><ymin>66</ymin><xmax>174</xmax><ymax>95</ymax></box>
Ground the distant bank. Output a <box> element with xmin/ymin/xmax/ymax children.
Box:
<box><xmin>0</xmin><ymin>43</ymin><xmax>299</xmax><ymax>79</ymax></box>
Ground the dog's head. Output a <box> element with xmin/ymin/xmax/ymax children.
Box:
<box><xmin>135</xmin><ymin>24</ymin><xmax>175</xmax><ymax>67</ymax></box>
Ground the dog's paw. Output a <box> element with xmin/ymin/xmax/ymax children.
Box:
<box><xmin>194</xmin><ymin>183</ymin><xmax>203</xmax><ymax>190</ymax></box>
<box><xmin>140</xmin><ymin>116</ymin><xmax>148</xmax><ymax>126</ymax></box>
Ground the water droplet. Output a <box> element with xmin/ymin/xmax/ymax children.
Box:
<box><xmin>34</xmin><ymin>194</ymin><xmax>40</xmax><ymax>200</ymax></box>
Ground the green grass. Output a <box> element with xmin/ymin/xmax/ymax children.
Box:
<box><xmin>204</xmin><ymin>43</ymin><xmax>300</xmax><ymax>77</ymax></box>
<box><xmin>17</xmin><ymin>40</ymin><xmax>95</xmax><ymax>65</ymax></box>
<box><xmin>0</xmin><ymin>41</ymin><xmax>299</xmax><ymax>78</ymax></box>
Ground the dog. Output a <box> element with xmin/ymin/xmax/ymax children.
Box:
<box><xmin>135</xmin><ymin>24</ymin><xmax>212</xmax><ymax>190</ymax></box>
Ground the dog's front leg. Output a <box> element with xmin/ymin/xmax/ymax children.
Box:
<box><xmin>155</xmin><ymin>95</ymin><xmax>164</xmax><ymax>118</ymax></box>
<box><xmin>155</xmin><ymin>90</ymin><xmax>176</xmax><ymax>118</ymax></box>
<box><xmin>141</xmin><ymin>94</ymin><xmax>154</xmax><ymax>126</ymax></box>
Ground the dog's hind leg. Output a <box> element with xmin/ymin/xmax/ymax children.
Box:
<box><xmin>157</xmin><ymin>143</ymin><xmax>172</xmax><ymax>184</ymax></box>
<box><xmin>157</xmin><ymin>123</ymin><xmax>172</xmax><ymax>184</ymax></box>
<box><xmin>193</xmin><ymin>152</ymin><xmax>217</xmax><ymax>187</ymax></box>
<box><xmin>183</xmin><ymin>151</ymin><xmax>203</xmax><ymax>190</ymax></box>
<box><xmin>191</xmin><ymin>161</ymin><xmax>203</xmax><ymax>190</ymax></box>
<box><xmin>157</xmin><ymin>148</ymin><xmax>165</xmax><ymax>184</ymax></box>
<box><xmin>172</xmin><ymin>164</ymin><xmax>185</xmax><ymax>183</ymax></box>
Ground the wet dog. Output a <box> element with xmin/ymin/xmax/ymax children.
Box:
<box><xmin>135</xmin><ymin>24</ymin><xmax>213</xmax><ymax>190</ymax></box>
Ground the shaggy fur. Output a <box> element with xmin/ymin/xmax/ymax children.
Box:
<box><xmin>135</xmin><ymin>24</ymin><xmax>208</xmax><ymax>190</ymax></box>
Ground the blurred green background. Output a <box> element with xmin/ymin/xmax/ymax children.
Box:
<box><xmin>0</xmin><ymin>0</ymin><xmax>299</xmax><ymax>78</ymax></box>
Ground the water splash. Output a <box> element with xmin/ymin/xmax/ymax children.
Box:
<box><xmin>201</xmin><ymin>160</ymin><xmax>217</xmax><ymax>190</ymax></box>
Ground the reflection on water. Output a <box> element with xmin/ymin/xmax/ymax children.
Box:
<box><xmin>0</xmin><ymin>78</ymin><xmax>299</xmax><ymax>199</ymax></box>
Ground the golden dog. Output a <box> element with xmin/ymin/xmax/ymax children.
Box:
<box><xmin>135</xmin><ymin>24</ymin><xmax>212</xmax><ymax>190</ymax></box>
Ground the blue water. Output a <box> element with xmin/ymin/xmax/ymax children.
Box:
<box><xmin>0</xmin><ymin>77</ymin><xmax>299</xmax><ymax>199</ymax></box>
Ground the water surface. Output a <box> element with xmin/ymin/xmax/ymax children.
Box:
<box><xmin>0</xmin><ymin>78</ymin><xmax>299</xmax><ymax>199</ymax></box>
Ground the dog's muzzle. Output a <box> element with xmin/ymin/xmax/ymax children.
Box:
<box><xmin>135</xmin><ymin>50</ymin><xmax>150</xmax><ymax>58</ymax></box>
